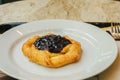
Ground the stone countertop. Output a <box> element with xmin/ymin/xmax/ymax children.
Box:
<box><xmin>0</xmin><ymin>0</ymin><xmax>120</xmax><ymax>24</ymax></box>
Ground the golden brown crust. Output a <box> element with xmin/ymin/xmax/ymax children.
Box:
<box><xmin>22</xmin><ymin>35</ymin><xmax>82</xmax><ymax>68</ymax></box>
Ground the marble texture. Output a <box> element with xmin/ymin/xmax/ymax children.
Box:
<box><xmin>0</xmin><ymin>0</ymin><xmax>120</xmax><ymax>24</ymax></box>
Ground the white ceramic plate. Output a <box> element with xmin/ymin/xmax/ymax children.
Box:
<box><xmin>0</xmin><ymin>19</ymin><xmax>118</xmax><ymax>80</ymax></box>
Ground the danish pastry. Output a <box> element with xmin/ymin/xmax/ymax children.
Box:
<box><xmin>22</xmin><ymin>34</ymin><xmax>82</xmax><ymax>68</ymax></box>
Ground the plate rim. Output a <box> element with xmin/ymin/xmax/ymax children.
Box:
<box><xmin>0</xmin><ymin>19</ymin><xmax>118</xmax><ymax>80</ymax></box>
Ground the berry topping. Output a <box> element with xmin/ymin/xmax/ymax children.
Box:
<box><xmin>33</xmin><ymin>34</ymin><xmax>71</xmax><ymax>53</ymax></box>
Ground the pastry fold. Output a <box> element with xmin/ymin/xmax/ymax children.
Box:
<box><xmin>22</xmin><ymin>35</ymin><xmax>82</xmax><ymax>68</ymax></box>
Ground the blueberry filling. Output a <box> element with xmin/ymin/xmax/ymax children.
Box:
<box><xmin>33</xmin><ymin>35</ymin><xmax>71</xmax><ymax>53</ymax></box>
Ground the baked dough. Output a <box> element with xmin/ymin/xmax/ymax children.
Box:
<box><xmin>22</xmin><ymin>35</ymin><xmax>82</xmax><ymax>68</ymax></box>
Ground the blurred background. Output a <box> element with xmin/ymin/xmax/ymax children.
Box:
<box><xmin>0</xmin><ymin>0</ymin><xmax>120</xmax><ymax>24</ymax></box>
<box><xmin>0</xmin><ymin>0</ymin><xmax>19</xmax><ymax>4</ymax></box>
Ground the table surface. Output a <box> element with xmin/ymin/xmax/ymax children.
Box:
<box><xmin>0</xmin><ymin>0</ymin><xmax>120</xmax><ymax>80</ymax></box>
<box><xmin>0</xmin><ymin>0</ymin><xmax>120</xmax><ymax>24</ymax></box>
